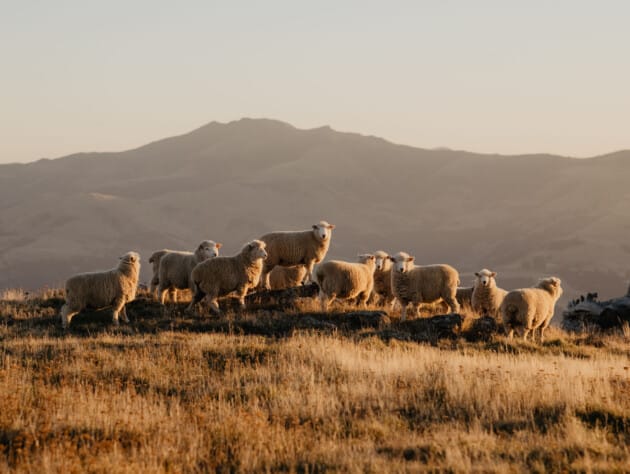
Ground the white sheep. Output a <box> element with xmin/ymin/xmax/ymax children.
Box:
<box><xmin>268</xmin><ymin>265</ymin><xmax>307</xmax><ymax>290</ymax></box>
<box><xmin>188</xmin><ymin>240</ymin><xmax>268</xmax><ymax>314</ymax></box>
<box><xmin>148</xmin><ymin>249</ymin><xmax>170</xmax><ymax>299</ymax></box>
<box><xmin>258</xmin><ymin>221</ymin><xmax>335</xmax><ymax>289</ymax></box>
<box><xmin>389</xmin><ymin>252</ymin><xmax>460</xmax><ymax>321</ymax></box>
<box><xmin>60</xmin><ymin>252</ymin><xmax>140</xmax><ymax>328</ymax></box>
<box><xmin>500</xmin><ymin>277</ymin><xmax>563</xmax><ymax>342</ymax></box>
<box><xmin>471</xmin><ymin>269</ymin><xmax>508</xmax><ymax>319</ymax></box>
<box><xmin>315</xmin><ymin>254</ymin><xmax>376</xmax><ymax>311</ymax></box>
<box><xmin>372</xmin><ymin>250</ymin><xmax>396</xmax><ymax>308</ymax></box>
<box><xmin>157</xmin><ymin>240</ymin><xmax>221</xmax><ymax>304</ymax></box>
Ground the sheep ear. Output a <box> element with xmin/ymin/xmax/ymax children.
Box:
<box><xmin>474</xmin><ymin>272</ymin><xmax>480</xmax><ymax>277</ymax></box>
<box><xmin>388</xmin><ymin>256</ymin><xmax>396</xmax><ymax>262</ymax></box>
<box><xmin>312</xmin><ymin>225</ymin><xmax>318</xmax><ymax>230</ymax></box>
<box><xmin>216</xmin><ymin>243</ymin><xmax>222</xmax><ymax>249</ymax></box>
<box><xmin>491</xmin><ymin>272</ymin><xmax>497</xmax><ymax>278</ymax></box>
<box><xmin>328</xmin><ymin>224</ymin><xmax>335</xmax><ymax>229</ymax></box>
<box><xmin>406</xmin><ymin>257</ymin><xmax>414</xmax><ymax>263</ymax></box>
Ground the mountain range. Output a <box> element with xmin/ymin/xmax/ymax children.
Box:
<box><xmin>1</xmin><ymin>118</ymin><xmax>629</xmax><ymax>309</ymax></box>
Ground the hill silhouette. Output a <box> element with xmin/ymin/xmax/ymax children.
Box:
<box><xmin>1</xmin><ymin>118</ymin><xmax>629</xmax><ymax>308</ymax></box>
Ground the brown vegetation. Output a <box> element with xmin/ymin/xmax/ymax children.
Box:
<box><xmin>0</xmin><ymin>289</ymin><xmax>629</xmax><ymax>472</ymax></box>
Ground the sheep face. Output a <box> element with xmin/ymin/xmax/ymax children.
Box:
<box><xmin>538</xmin><ymin>277</ymin><xmax>563</xmax><ymax>298</ymax></box>
<box><xmin>474</xmin><ymin>269</ymin><xmax>497</xmax><ymax>288</ymax></box>
<box><xmin>198</xmin><ymin>240</ymin><xmax>222</xmax><ymax>259</ymax></box>
<box><xmin>389</xmin><ymin>252</ymin><xmax>414</xmax><ymax>273</ymax></box>
<box><xmin>357</xmin><ymin>254</ymin><xmax>375</xmax><ymax>264</ymax></box>
<box><xmin>312</xmin><ymin>221</ymin><xmax>335</xmax><ymax>242</ymax></box>
<box><xmin>373</xmin><ymin>251</ymin><xmax>389</xmax><ymax>271</ymax></box>
<box><xmin>120</xmin><ymin>252</ymin><xmax>140</xmax><ymax>265</ymax></box>
<box><xmin>245</xmin><ymin>240</ymin><xmax>268</xmax><ymax>261</ymax></box>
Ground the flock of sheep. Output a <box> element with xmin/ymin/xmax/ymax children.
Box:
<box><xmin>59</xmin><ymin>220</ymin><xmax>563</xmax><ymax>341</ymax></box>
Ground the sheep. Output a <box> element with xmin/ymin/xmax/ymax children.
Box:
<box><xmin>389</xmin><ymin>252</ymin><xmax>460</xmax><ymax>321</ymax></box>
<box><xmin>372</xmin><ymin>250</ymin><xmax>396</xmax><ymax>308</ymax></box>
<box><xmin>148</xmin><ymin>249</ymin><xmax>170</xmax><ymax>299</ymax></box>
<box><xmin>188</xmin><ymin>240</ymin><xmax>268</xmax><ymax>314</ymax></box>
<box><xmin>499</xmin><ymin>277</ymin><xmax>563</xmax><ymax>342</ymax></box>
<box><xmin>60</xmin><ymin>252</ymin><xmax>140</xmax><ymax>328</ymax></box>
<box><xmin>268</xmin><ymin>265</ymin><xmax>307</xmax><ymax>290</ymax></box>
<box><xmin>157</xmin><ymin>240</ymin><xmax>221</xmax><ymax>304</ymax></box>
<box><xmin>456</xmin><ymin>286</ymin><xmax>474</xmax><ymax>314</ymax></box>
<box><xmin>258</xmin><ymin>221</ymin><xmax>335</xmax><ymax>289</ymax></box>
<box><xmin>315</xmin><ymin>254</ymin><xmax>376</xmax><ymax>311</ymax></box>
<box><xmin>471</xmin><ymin>269</ymin><xmax>508</xmax><ymax>319</ymax></box>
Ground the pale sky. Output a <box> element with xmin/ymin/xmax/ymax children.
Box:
<box><xmin>1</xmin><ymin>0</ymin><xmax>629</xmax><ymax>163</ymax></box>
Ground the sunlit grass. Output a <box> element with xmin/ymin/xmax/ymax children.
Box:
<box><xmin>0</xmin><ymin>290</ymin><xmax>628</xmax><ymax>472</ymax></box>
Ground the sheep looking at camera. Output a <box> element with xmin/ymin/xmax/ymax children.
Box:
<box><xmin>258</xmin><ymin>221</ymin><xmax>335</xmax><ymax>289</ymax></box>
<box><xmin>389</xmin><ymin>252</ymin><xmax>460</xmax><ymax>321</ymax></box>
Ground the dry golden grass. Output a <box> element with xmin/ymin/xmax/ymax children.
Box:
<box><xmin>0</xmin><ymin>291</ymin><xmax>629</xmax><ymax>472</ymax></box>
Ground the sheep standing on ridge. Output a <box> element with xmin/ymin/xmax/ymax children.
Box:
<box><xmin>268</xmin><ymin>265</ymin><xmax>307</xmax><ymax>290</ymax></box>
<box><xmin>315</xmin><ymin>254</ymin><xmax>376</xmax><ymax>311</ymax></box>
<box><xmin>188</xmin><ymin>240</ymin><xmax>268</xmax><ymax>314</ymax></box>
<box><xmin>389</xmin><ymin>252</ymin><xmax>460</xmax><ymax>321</ymax></box>
<box><xmin>372</xmin><ymin>250</ymin><xmax>395</xmax><ymax>308</ymax></box>
<box><xmin>500</xmin><ymin>277</ymin><xmax>563</xmax><ymax>342</ymax></box>
<box><xmin>157</xmin><ymin>240</ymin><xmax>221</xmax><ymax>304</ymax></box>
<box><xmin>471</xmin><ymin>269</ymin><xmax>508</xmax><ymax>319</ymax></box>
<box><xmin>60</xmin><ymin>252</ymin><xmax>141</xmax><ymax>328</ymax></box>
<box><xmin>258</xmin><ymin>221</ymin><xmax>335</xmax><ymax>289</ymax></box>
<box><xmin>148</xmin><ymin>249</ymin><xmax>170</xmax><ymax>300</ymax></box>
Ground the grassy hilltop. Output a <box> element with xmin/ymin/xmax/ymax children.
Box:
<box><xmin>0</xmin><ymin>288</ymin><xmax>629</xmax><ymax>472</ymax></box>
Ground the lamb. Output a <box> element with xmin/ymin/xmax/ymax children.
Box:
<box><xmin>372</xmin><ymin>250</ymin><xmax>395</xmax><ymax>308</ymax></box>
<box><xmin>499</xmin><ymin>277</ymin><xmax>563</xmax><ymax>342</ymax></box>
<box><xmin>258</xmin><ymin>221</ymin><xmax>335</xmax><ymax>289</ymax></box>
<box><xmin>60</xmin><ymin>252</ymin><xmax>140</xmax><ymax>328</ymax></box>
<box><xmin>268</xmin><ymin>265</ymin><xmax>307</xmax><ymax>290</ymax></box>
<box><xmin>471</xmin><ymin>269</ymin><xmax>508</xmax><ymax>319</ymax></box>
<box><xmin>148</xmin><ymin>249</ymin><xmax>170</xmax><ymax>299</ymax></box>
<box><xmin>188</xmin><ymin>240</ymin><xmax>268</xmax><ymax>314</ymax></box>
<box><xmin>389</xmin><ymin>252</ymin><xmax>460</xmax><ymax>321</ymax></box>
<box><xmin>157</xmin><ymin>240</ymin><xmax>221</xmax><ymax>304</ymax></box>
<box><xmin>315</xmin><ymin>254</ymin><xmax>376</xmax><ymax>311</ymax></box>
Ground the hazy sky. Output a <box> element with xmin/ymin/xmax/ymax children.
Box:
<box><xmin>1</xmin><ymin>1</ymin><xmax>629</xmax><ymax>163</ymax></box>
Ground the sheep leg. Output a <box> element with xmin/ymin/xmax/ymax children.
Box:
<box><xmin>319</xmin><ymin>290</ymin><xmax>333</xmax><ymax>312</ymax></box>
<box><xmin>169</xmin><ymin>289</ymin><xmax>178</xmax><ymax>304</ymax></box>
<box><xmin>304</xmin><ymin>261</ymin><xmax>315</xmax><ymax>285</ymax></box>
<box><xmin>158</xmin><ymin>284</ymin><xmax>169</xmax><ymax>305</ymax></box>
<box><xmin>111</xmin><ymin>298</ymin><xmax>125</xmax><ymax>326</ymax></box>
<box><xmin>400</xmin><ymin>302</ymin><xmax>409</xmax><ymax>322</ymax></box>
<box><xmin>60</xmin><ymin>304</ymin><xmax>79</xmax><ymax>329</ymax></box>
<box><xmin>119</xmin><ymin>305</ymin><xmax>130</xmax><ymax>324</ymax></box>
<box><xmin>235</xmin><ymin>285</ymin><xmax>249</xmax><ymax>312</ymax></box>
<box><xmin>522</xmin><ymin>328</ymin><xmax>530</xmax><ymax>341</ymax></box>
<box><xmin>187</xmin><ymin>286</ymin><xmax>206</xmax><ymax>312</ymax></box>
<box><xmin>358</xmin><ymin>292</ymin><xmax>369</xmax><ymax>308</ymax></box>
<box><xmin>208</xmin><ymin>297</ymin><xmax>221</xmax><ymax>315</ymax></box>
<box><xmin>443</xmin><ymin>295</ymin><xmax>460</xmax><ymax>314</ymax></box>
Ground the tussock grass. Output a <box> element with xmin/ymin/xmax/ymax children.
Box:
<box><xmin>0</xmin><ymin>292</ymin><xmax>628</xmax><ymax>472</ymax></box>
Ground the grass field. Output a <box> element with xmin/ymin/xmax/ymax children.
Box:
<box><xmin>0</xmin><ymin>289</ymin><xmax>629</xmax><ymax>472</ymax></box>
